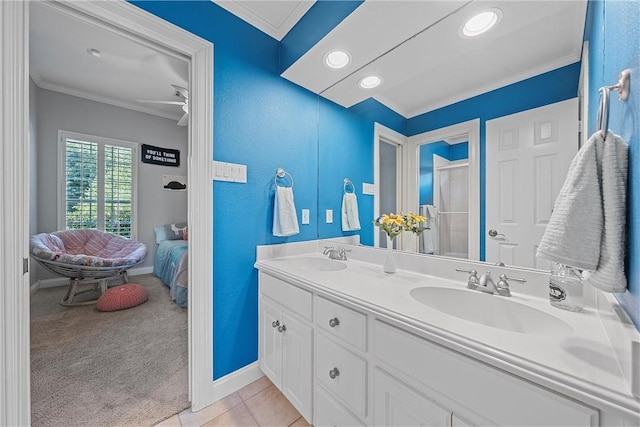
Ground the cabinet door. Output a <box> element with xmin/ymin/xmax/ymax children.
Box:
<box><xmin>281</xmin><ymin>311</ymin><xmax>313</xmax><ymax>423</ymax></box>
<box><xmin>374</xmin><ymin>369</ymin><xmax>452</xmax><ymax>427</ymax></box>
<box><xmin>260</xmin><ymin>297</ymin><xmax>282</xmax><ymax>386</ymax></box>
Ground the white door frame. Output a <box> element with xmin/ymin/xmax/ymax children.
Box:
<box><xmin>373</xmin><ymin>123</ymin><xmax>409</xmax><ymax>249</ymax></box>
<box><xmin>1</xmin><ymin>1</ymin><xmax>214</xmax><ymax>423</ymax></box>
<box><xmin>407</xmin><ymin>119</ymin><xmax>480</xmax><ymax>260</ymax></box>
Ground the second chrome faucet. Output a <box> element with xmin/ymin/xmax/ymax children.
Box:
<box><xmin>323</xmin><ymin>246</ymin><xmax>349</xmax><ymax>261</ymax></box>
<box><xmin>456</xmin><ymin>268</ymin><xmax>526</xmax><ymax>297</ymax></box>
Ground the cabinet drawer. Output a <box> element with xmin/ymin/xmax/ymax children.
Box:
<box><xmin>316</xmin><ymin>332</ymin><xmax>367</xmax><ymax>419</ymax></box>
<box><xmin>314</xmin><ymin>385</ymin><xmax>365</xmax><ymax>427</ymax></box>
<box><xmin>374</xmin><ymin>320</ymin><xmax>598</xmax><ymax>427</ymax></box>
<box><xmin>260</xmin><ymin>272</ymin><xmax>312</xmax><ymax>321</ymax></box>
<box><xmin>315</xmin><ymin>296</ymin><xmax>367</xmax><ymax>351</ymax></box>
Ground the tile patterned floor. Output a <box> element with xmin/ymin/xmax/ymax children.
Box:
<box><xmin>155</xmin><ymin>376</ymin><xmax>312</xmax><ymax>427</ymax></box>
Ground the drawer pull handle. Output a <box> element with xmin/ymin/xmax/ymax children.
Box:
<box><xmin>277</xmin><ymin>324</ymin><xmax>287</xmax><ymax>333</ymax></box>
<box><xmin>329</xmin><ymin>367</ymin><xmax>340</xmax><ymax>379</ymax></box>
<box><xmin>329</xmin><ymin>317</ymin><xmax>340</xmax><ymax>328</ymax></box>
<box><xmin>271</xmin><ymin>320</ymin><xmax>280</xmax><ymax>328</ymax></box>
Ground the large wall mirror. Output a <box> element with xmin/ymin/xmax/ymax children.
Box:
<box><xmin>312</xmin><ymin>1</ymin><xmax>586</xmax><ymax>273</ymax></box>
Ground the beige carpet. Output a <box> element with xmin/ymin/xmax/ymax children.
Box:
<box><xmin>30</xmin><ymin>274</ymin><xmax>190</xmax><ymax>427</ymax></box>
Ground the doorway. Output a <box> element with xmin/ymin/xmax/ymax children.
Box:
<box><xmin>1</xmin><ymin>2</ymin><xmax>214</xmax><ymax>423</ymax></box>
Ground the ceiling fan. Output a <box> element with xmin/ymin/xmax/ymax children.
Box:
<box><xmin>138</xmin><ymin>84</ymin><xmax>189</xmax><ymax>126</ymax></box>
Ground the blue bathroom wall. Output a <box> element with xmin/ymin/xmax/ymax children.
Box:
<box><xmin>130</xmin><ymin>1</ymin><xmax>407</xmax><ymax>379</ymax></box>
<box><xmin>130</xmin><ymin>1</ymin><xmax>319</xmax><ymax>379</ymax></box>
<box><xmin>585</xmin><ymin>0</ymin><xmax>640</xmax><ymax>330</ymax></box>
<box><xmin>407</xmin><ymin>63</ymin><xmax>581</xmax><ymax>260</ymax></box>
<box><xmin>419</xmin><ymin>142</ymin><xmax>469</xmax><ymax>205</ymax></box>
<box><xmin>318</xmin><ymin>99</ymin><xmax>375</xmax><ymax>245</ymax></box>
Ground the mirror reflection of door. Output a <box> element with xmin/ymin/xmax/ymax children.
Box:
<box><xmin>418</xmin><ymin>139</ymin><xmax>469</xmax><ymax>258</ymax></box>
<box><xmin>485</xmin><ymin>98</ymin><xmax>578</xmax><ymax>269</ymax></box>
<box><xmin>379</xmin><ymin>139</ymin><xmax>402</xmax><ymax>249</ymax></box>
<box><xmin>433</xmin><ymin>156</ymin><xmax>469</xmax><ymax>259</ymax></box>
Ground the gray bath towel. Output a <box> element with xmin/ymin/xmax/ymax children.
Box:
<box><xmin>537</xmin><ymin>131</ymin><xmax>628</xmax><ymax>293</ymax></box>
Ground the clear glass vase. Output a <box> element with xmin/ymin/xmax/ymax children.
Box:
<box><xmin>383</xmin><ymin>235</ymin><xmax>397</xmax><ymax>274</ymax></box>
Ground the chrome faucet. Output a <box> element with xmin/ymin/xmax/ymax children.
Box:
<box><xmin>323</xmin><ymin>246</ymin><xmax>348</xmax><ymax>261</ymax></box>
<box><xmin>478</xmin><ymin>271</ymin><xmax>497</xmax><ymax>294</ymax></box>
<box><xmin>456</xmin><ymin>268</ymin><xmax>526</xmax><ymax>297</ymax></box>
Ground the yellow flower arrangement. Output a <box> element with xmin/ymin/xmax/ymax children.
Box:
<box><xmin>373</xmin><ymin>212</ymin><xmax>427</xmax><ymax>240</ymax></box>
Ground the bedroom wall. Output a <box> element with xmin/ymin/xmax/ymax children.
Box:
<box><xmin>34</xmin><ymin>87</ymin><xmax>188</xmax><ymax>272</ymax></box>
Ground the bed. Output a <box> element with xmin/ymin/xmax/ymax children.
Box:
<box><xmin>153</xmin><ymin>223</ymin><xmax>188</xmax><ymax>307</ymax></box>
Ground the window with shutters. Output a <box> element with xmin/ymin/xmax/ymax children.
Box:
<box><xmin>58</xmin><ymin>131</ymin><xmax>138</xmax><ymax>239</ymax></box>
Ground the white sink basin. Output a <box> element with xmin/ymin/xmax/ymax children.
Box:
<box><xmin>410</xmin><ymin>287</ymin><xmax>573</xmax><ymax>336</ymax></box>
<box><xmin>287</xmin><ymin>257</ymin><xmax>347</xmax><ymax>272</ymax></box>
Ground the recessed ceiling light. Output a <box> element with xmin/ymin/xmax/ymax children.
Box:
<box><xmin>87</xmin><ymin>48</ymin><xmax>102</xmax><ymax>58</ymax></box>
<box><xmin>461</xmin><ymin>9</ymin><xmax>502</xmax><ymax>38</ymax></box>
<box><xmin>324</xmin><ymin>50</ymin><xmax>351</xmax><ymax>69</ymax></box>
<box><xmin>359</xmin><ymin>75</ymin><xmax>382</xmax><ymax>89</ymax></box>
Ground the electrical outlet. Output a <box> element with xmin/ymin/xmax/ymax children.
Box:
<box><xmin>301</xmin><ymin>209</ymin><xmax>310</xmax><ymax>225</ymax></box>
<box><xmin>326</xmin><ymin>209</ymin><xmax>333</xmax><ymax>224</ymax></box>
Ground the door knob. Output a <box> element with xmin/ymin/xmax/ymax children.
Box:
<box><xmin>488</xmin><ymin>229</ymin><xmax>505</xmax><ymax>238</ymax></box>
<box><xmin>271</xmin><ymin>320</ymin><xmax>280</xmax><ymax>328</ymax></box>
<box><xmin>329</xmin><ymin>317</ymin><xmax>340</xmax><ymax>328</ymax></box>
<box><xmin>329</xmin><ymin>367</ymin><xmax>340</xmax><ymax>379</ymax></box>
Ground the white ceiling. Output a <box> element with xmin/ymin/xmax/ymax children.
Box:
<box><xmin>213</xmin><ymin>0</ymin><xmax>315</xmax><ymax>41</ymax></box>
<box><xmin>29</xmin><ymin>1</ymin><xmax>189</xmax><ymax>122</ymax></box>
<box><xmin>29</xmin><ymin>0</ymin><xmax>587</xmax><ymax>123</ymax></box>
<box><xmin>282</xmin><ymin>0</ymin><xmax>588</xmax><ymax>118</ymax></box>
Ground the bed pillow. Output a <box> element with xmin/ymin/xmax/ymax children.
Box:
<box><xmin>154</xmin><ymin>222</ymin><xmax>188</xmax><ymax>244</ymax></box>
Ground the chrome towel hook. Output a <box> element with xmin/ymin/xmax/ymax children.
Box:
<box><xmin>597</xmin><ymin>69</ymin><xmax>631</xmax><ymax>139</ymax></box>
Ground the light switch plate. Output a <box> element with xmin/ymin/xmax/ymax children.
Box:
<box><xmin>362</xmin><ymin>183</ymin><xmax>375</xmax><ymax>195</ymax></box>
<box><xmin>301</xmin><ymin>209</ymin><xmax>310</xmax><ymax>225</ymax></box>
<box><xmin>212</xmin><ymin>161</ymin><xmax>247</xmax><ymax>183</ymax></box>
<box><xmin>326</xmin><ymin>209</ymin><xmax>333</xmax><ymax>223</ymax></box>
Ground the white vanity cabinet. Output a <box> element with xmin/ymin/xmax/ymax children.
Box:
<box><xmin>256</xmin><ymin>266</ymin><xmax>631</xmax><ymax>427</ymax></box>
<box><xmin>373</xmin><ymin>320</ymin><xmax>599</xmax><ymax>427</ymax></box>
<box><xmin>258</xmin><ymin>273</ymin><xmax>313</xmax><ymax>422</ymax></box>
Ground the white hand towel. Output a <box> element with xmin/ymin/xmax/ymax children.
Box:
<box><xmin>536</xmin><ymin>131</ymin><xmax>628</xmax><ymax>293</ymax></box>
<box><xmin>341</xmin><ymin>192</ymin><xmax>361</xmax><ymax>231</ymax></box>
<box><xmin>419</xmin><ymin>205</ymin><xmax>437</xmax><ymax>254</ymax></box>
<box><xmin>585</xmin><ymin>132</ymin><xmax>628</xmax><ymax>293</ymax></box>
<box><xmin>273</xmin><ymin>186</ymin><xmax>299</xmax><ymax>237</ymax></box>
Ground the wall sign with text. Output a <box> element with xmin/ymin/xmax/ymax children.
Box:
<box><xmin>141</xmin><ymin>144</ymin><xmax>180</xmax><ymax>167</ymax></box>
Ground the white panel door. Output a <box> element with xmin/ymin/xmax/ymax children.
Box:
<box><xmin>259</xmin><ymin>297</ymin><xmax>282</xmax><ymax>386</ymax></box>
<box><xmin>281</xmin><ymin>311</ymin><xmax>313</xmax><ymax>423</ymax></box>
<box><xmin>486</xmin><ymin>99</ymin><xmax>578</xmax><ymax>269</ymax></box>
<box><xmin>374</xmin><ymin>369</ymin><xmax>452</xmax><ymax>427</ymax></box>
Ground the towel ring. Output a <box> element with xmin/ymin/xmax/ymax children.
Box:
<box><xmin>274</xmin><ymin>168</ymin><xmax>294</xmax><ymax>188</ymax></box>
<box><xmin>597</xmin><ymin>69</ymin><xmax>631</xmax><ymax>139</ymax></box>
<box><xmin>344</xmin><ymin>178</ymin><xmax>355</xmax><ymax>194</ymax></box>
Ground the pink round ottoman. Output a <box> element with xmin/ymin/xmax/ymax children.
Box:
<box><xmin>96</xmin><ymin>283</ymin><xmax>148</xmax><ymax>312</ymax></box>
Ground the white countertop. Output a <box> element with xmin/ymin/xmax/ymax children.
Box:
<box><xmin>255</xmin><ymin>247</ymin><xmax>640</xmax><ymax>422</ymax></box>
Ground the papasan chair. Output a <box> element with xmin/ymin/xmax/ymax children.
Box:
<box><xmin>30</xmin><ymin>229</ymin><xmax>147</xmax><ymax>306</ymax></box>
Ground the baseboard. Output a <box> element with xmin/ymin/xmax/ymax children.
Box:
<box><xmin>209</xmin><ymin>362</ymin><xmax>264</xmax><ymax>405</ymax></box>
<box><xmin>38</xmin><ymin>277</ymin><xmax>69</xmax><ymax>289</ymax></box>
<box><xmin>30</xmin><ymin>280</ymin><xmax>40</xmax><ymax>296</ymax></box>
<box><xmin>35</xmin><ymin>266</ymin><xmax>154</xmax><ymax>290</ymax></box>
<box><xmin>129</xmin><ymin>266</ymin><xmax>153</xmax><ymax>276</ymax></box>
